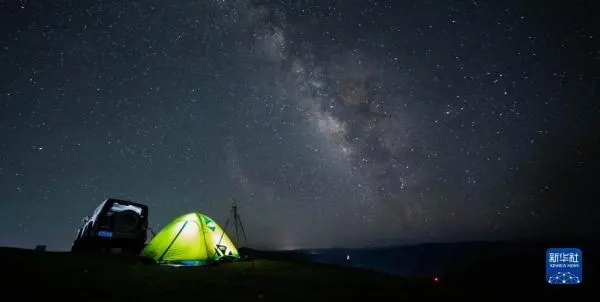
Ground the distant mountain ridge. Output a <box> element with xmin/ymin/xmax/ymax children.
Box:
<box><xmin>242</xmin><ymin>238</ymin><xmax>597</xmax><ymax>289</ymax></box>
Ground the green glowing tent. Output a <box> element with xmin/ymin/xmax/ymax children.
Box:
<box><xmin>140</xmin><ymin>212</ymin><xmax>239</xmax><ymax>266</ymax></box>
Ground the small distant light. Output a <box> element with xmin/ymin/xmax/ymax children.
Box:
<box><xmin>346</xmin><ymin>255</ymin><xmax>350</xmax><ymax>260</ymax></box>
<box><xmin>433</xmin><ymin>277</ymin><xmax>440</xmax><ymax>283</ymax></box>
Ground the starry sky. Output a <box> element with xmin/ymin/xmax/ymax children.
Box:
<box><xmin>1</xmin><ymin>0</ymin><xmax>597</xmax><ymax>251</ymax></box>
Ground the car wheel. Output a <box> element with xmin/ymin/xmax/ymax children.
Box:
<box><xmin>123</xmin><ymin>243</ymin><xmax>143</xmax><ymax>256</ymax></box>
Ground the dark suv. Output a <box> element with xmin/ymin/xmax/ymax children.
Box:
<box><xmin>71</xmin><ymin>198</ymin><xmax>149</xmax><ymax>255</ymax></box>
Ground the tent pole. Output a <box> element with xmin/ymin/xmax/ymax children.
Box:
<box><xmin>158</xmin><ymin>220</ymin><xmax>188</xmax><ymax>262</ymax></box>
<box><xmin>216</xmin><ymin>217</ymin><xmax>229</xmax><ymax>247</ymax></box>
<box><xmin>198</xmin><ymin>218</ymin><xmax>211</xmax><ymax>261</ymax></box>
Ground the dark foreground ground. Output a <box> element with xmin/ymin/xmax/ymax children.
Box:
<box><xmin>0</xmin><ymin>246</ymin><xmax>591</xmax><ymax>301</ymax></box>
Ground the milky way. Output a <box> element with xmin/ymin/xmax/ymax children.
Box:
<box><xmin>1</xmin><ymin>0</ymin><xmax>597</xmax><ymax>250</ymax></box>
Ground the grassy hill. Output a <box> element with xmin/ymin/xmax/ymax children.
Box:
<box><xmin>0</xmin><ymin>246</ymin><xmax>589</xmax><ymax>301</ymax></box>
<box><xmin>1</xmin><ymin>247</ymin><xmax>445</xmax><ymax>301</ymax></box>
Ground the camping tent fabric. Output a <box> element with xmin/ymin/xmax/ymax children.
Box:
<box><xmin>141</xmin><ymin>212</ymin><xmax>239</xmax><ymax>265</ymax></box>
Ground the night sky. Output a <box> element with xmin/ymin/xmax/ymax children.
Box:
<box><xmin>1</xmin><ymin>0</ymin><xmax>597</xmax><ymax>251</ymax></box>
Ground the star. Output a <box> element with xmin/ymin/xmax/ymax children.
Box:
<box><xmin>0</xmin><ymin>0</ymin><xmax>595</xmax><ymax>251</ymax></box>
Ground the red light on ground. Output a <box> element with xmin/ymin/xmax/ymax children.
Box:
<box><xmin>433</xmin><ymin>277</ymin><xmax>440</xmax><ymax>283</ymax></box>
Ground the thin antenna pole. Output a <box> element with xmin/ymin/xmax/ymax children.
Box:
<box><xmin>216</xmin><ymin>199</ymin><xmax>248</xmax><ymax>247</ymax></box>
<box><xmin>232</xmin><ymin>203</ymin><xmax>239</xmax><ymax>244</ymax></box>
<box><xmin>237</xmin><ymin>212</ymin><xmax>248</xmax><ymax>241</ymax></box>
<box><xmin>229</xmin><ymin>198</ymin><xmax>247</xmax><ymax>246</ymax></box>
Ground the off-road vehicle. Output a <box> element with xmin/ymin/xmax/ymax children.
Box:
<box><xmin>71</xmin><ymin>198</ymin><xmax>149</xmax><ymax>255</ymax></box>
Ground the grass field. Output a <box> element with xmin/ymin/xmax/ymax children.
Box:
<box><xmin>0</xmin><ymin>247</ymin><xmax>448</xmax><ymax>301</ymax></box>
<box><xmin>0</xmin><ymin>246</ymin><xmax>589</xmax><ymax>301</ymax></box>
